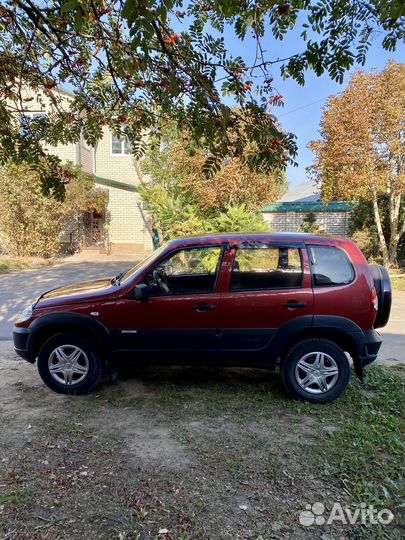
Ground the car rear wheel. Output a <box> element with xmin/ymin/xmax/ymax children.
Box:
<box><xmin>281</xmin><ymin>339</ymin><xmax>350</xmax><ymax>404</ymax></box>
<box><xmin>37</xmin><ymin>333</ymin><xmax>102</xmax><ymax>395</ymax></box>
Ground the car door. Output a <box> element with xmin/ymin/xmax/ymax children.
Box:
<box><xmin>218</xmin><ymin>243</ymin><xmax>314</xmax><ymax>353</ymax></box>
<box><xmin>112</xmin><ymin>245</ymin><xmax>225</xmax><ymax>353</ymax></box>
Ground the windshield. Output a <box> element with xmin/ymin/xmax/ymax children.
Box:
<box><xmin>118</xmin><ymin>244</ymin><xmax>167</xmax><ymax>285</ymax></box>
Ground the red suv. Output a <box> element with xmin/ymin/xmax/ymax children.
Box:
<box><xmin>13</xmin><ymin>233</ymin><xmax>391</xmax><ymax>403</ymax></box>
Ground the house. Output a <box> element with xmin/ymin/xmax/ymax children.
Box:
<box><xmin>16</xmin><ymin>87</ymin><xmax>154</xmax><ymax>254</ymax></box>
<box><xmin>262</xmin><ymin>181</ymin><xmax>351</xmax><ymax>235</ymax></box>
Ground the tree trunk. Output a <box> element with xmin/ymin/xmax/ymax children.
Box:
<box><xmin>388</xmin><ymin>187</ymin><xmax>402</xmax><ymax>267</ymax></box>
<box><xmin>156</xmin><ymin>223</ymin><xmax>164</xmax><ymax>245</ymax></box>
<box><xmin>371</xmin><ymin>188</ymin><xmax>389</xmax><ymax>266</ymax></box>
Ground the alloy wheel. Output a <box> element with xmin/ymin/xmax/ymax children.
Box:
<box><xmin>294</xmin><ymin>351</ymin><xmax>339</xmax><ymax>394</ymax></box>
<box><xmin>48</xmin><ymin>345</ymin><xmax>89</xmax><ymax>386</ymax></box>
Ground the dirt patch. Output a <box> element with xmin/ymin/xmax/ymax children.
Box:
<box><xmin>0</xmin><ymin>359</ymin><xmax>403</xmax><ymax>540</ymax></box>
<box><xmin>0</xmin><ymin>360</ymin><xmax>67</xmax><ymax>451</ymax></box>
<box><xmin>106</xmin><ymin>418</ymin><xmax>191</xmax><ymax>471</ymax></box>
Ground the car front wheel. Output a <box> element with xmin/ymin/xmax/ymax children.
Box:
<box><xmin>281</xmin><ymin>339</ymin><xmax>350</xmax><ymax>404</ymax></box>
<box><xmin>37</xmin><ymin>333</ymin><xmax>102</xmax><ymax>395</ymax></box>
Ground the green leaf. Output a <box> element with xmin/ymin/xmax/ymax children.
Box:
<box><xmin>61</xmin><ymin>0</ymin><xmax>78</xmax><ymax>14</ymax></box>
<box><xmin>122</xmin><ymin>0</ymin><xmax>134</xmax><ymax>19</ymax></box>
<box><xmin>74</xmin><ymin>9</ymin><xmax>83</xmax><ymax>31</ymax></box>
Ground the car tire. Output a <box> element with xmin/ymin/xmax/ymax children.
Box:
<box><xmin>37</xmin><ymin>333</ymin><xmax>103</xmax><ymax>395</ymax></box>
<box><xmin>281</xmin><ymin>339</ymin><xmax>350</xmax><ymax>404</ymax></box>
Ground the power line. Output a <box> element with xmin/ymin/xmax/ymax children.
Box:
<box><xmin>277</xmin><ymin>97</ymin><xmax>328</xmax><ymax>118</ymax></box>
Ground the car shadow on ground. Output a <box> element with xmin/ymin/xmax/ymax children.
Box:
<box><xmin>112</xmin><ymin>363</ymin><xmax>287</xmax><ymax>400</ymax></box>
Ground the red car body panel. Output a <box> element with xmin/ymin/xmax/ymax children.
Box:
<box><xmin>114</xmin><ymin>293</ymin><xmax>220</xmax><ymax>329</ymax></box>
<box><xmin>15</xmin><ymin>233</ymin><xmax>375</xmax><ymax>333</ymax></box>
<box><xmin>305</xmin><ymin>237</ymin><xmax>376</xmax><ymax>331</ymax></box>
<box><xmin>31</xmin><ymin>279</ymin><xmax>120</xmax><ymax>309</ymax></box>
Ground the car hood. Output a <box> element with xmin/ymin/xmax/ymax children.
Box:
<box><xmin>35</xmin><ymin>278</ymin><xmax>120</xmax><ymax>308</ymax></box>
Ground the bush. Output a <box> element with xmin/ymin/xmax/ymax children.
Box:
<box><xmin>351</xmin><ymin>229</ymin><xmax>380</xmax><ymax>261</ymax></box>
<box><xmin>208</xmin><ymin>204</ymin><xmax>268</xmax><ymax>234</ymax></box>
<box><xmin>300</xmin><ymin>212</ymin><xmax>325</xmax><ymax>234</ymax></box>
<box><xmin>139</xmin><ymin>179</ymin><xmax>268</xmax><ymax>242</ymax></box>
<box><xmin>0</xmin><ymin>162</ymin><xmax>102</xmax><ymax>258</ymax></box>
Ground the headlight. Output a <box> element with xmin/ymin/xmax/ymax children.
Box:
<box><xmin>18</xmin><ymin>305</ymin><xmax>33</xmax><ymax>323</ymax></box>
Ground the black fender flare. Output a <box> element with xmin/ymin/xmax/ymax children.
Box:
<box><xmin>312</xmin><ymin>315</ymin><xmax>366</xmax><ymax>381</ymax></box>
<box><xmin>271</xmin><ymin>315</ymin><xmax>367</xmax><ymax>381</ymax></box>
<box><xmin>27</xmin><ymin>312</ymin><xmax>111</xmax><ymax>360</ymax></box>
<box><xmin>266</xmin><ymin>315</ymin><xmax>313</xmax><ymax>362</ymax></box>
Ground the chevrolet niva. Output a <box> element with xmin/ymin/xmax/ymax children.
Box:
<box><xmin>13</xmin><ymin>233</ymin><xmax>392</xmax><ymax>403</ymax></box>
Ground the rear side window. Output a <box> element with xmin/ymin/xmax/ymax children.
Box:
<box><xmin>309</xmin><ymin>246</ymin><xmax>355</xmax><ymax>286</ymax></box>
<box><xmin>230</xmin><ymin>246</ymin><xmax>302</xmax><ymax>291</ymax></box>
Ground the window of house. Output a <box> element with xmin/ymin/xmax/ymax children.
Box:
<box><xmin>230</xmin><ymin>246</ymin><xmax>302</xmax><ymax>291</ymax></box>
<box><xmin>147</xmin><ymin>246</ymin><xmax>223</xmax><ymax>295</ymax></box>
<box><xmin>111</xmin><ymin>133</ymin><xmax>133</xmax><ymax>155</ymax></box>
<box><xmin>309</xmin><ymin>246</ymin><xmax>355</xmax><ymax>286</ymax></box>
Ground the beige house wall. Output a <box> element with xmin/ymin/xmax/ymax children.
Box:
<box><xmin>105</xmin><ymin>188</ymin><xmax>153</xmax><ymax>249</ymax></box>
<box><xmin>14</xmin><ymin>88</ymin><xmax>78</xmax><ymax>164</ymax></box>
<box><xmin>48</xmin><ymin>141</ymin><xmax>77</xmax><ymax>164</ymax></box>
<box><xmin>78</xmin><ymin>137</ymin><xmax>93</xmax><ymax>174</ymax></box>
<box><xmin>14</xmin><ymin>87</ymin><xmax>153</xmax><ymax>251</ymax></box>
<box><xmin>94</xmin><ymin>126</ymin><xmax>153</xmax><ymax>251</ymax></box>
<box><xmin>94</xmin><ymin>126</ymin><xmax>139</xmax><ymax>184</ymax></box>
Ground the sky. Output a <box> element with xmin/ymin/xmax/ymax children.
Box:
<box><xmin>218</xmin><ymin>21</ymin><xmax>405</xmax><ymax>190</ymax></box>
<box><xmin>60</xmin><ymin>9</ymin><xmax>404</xmax><ymax>192</ymax></box>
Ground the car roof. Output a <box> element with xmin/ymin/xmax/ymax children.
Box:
<box><xmin>167</xmin><ymin>232</ymin><xmax>348</xmax><ymax>250</ymax></box>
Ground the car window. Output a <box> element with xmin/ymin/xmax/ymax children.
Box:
<box><xmin>163</xmin><ymin>248</ymin><xmax>220</xmax><ymax>276</ymax></box>
<box><xmin>120</xmin><ymin>244</ymin><xmax>167</xmax><ymax>284</ymax></box>
<box><xmin>309</xmin><ymin>245</ymin><xmax>355</xmax><ymax>286</ymax></box>
<box><xmin>230</xmin><ymin>247</ymin><xmax>302</xmax><ymax>291</ymax></box>
<box><xmin>147</xmin><ymin>246</ymin><xmax>223</xmax><ymax>295</ymax></box>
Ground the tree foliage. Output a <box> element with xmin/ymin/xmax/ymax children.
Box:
<box><xmin>139</xmin><ymin>130</ymin><xmax>273</xmax><ymax>240</ymax></box>
<box><xmin>0</xmin><ymin>162</ymin><xmax>105</xmax><ymax>257</ymax></box>
<box><xmin>168</xmin><ymin>140</ymin><xmax>286</xmax><ymax>213</ymax></box>
<box><xmin>142</xmin><ymin>127</ymin><xmax>286</xmax><ymax>212</ymax></box>
<box><xmin>308</xmin><ymin>61</ymin><xmax>405</xmax><ymax>266</ymax></box>
<box><xmin>141</xmin><ymin>193</ymin><xmax>269</xmax><ymax>241</ymax></box>
<box><xmin>0</xmin><ymin>0</ymin><xmax>404</xmax><ymax>196</ymax></box>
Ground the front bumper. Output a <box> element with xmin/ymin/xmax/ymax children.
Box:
<box><xmin>13</xmin><ymin>327</ymin><xmax>34</xmax><ymax>363</ymax></box>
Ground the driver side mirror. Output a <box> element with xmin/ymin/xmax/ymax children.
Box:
<box><xmin>131</xmin><ymin>283</ymin><xmax>150</xmax><ymax>302</ymax></box>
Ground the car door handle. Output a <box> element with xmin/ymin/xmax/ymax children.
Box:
<box><xmin>193</xmin><ymin>303</ymin><xmax>216</xmax><ymax>312</ymax></box>
<box><xmin>283</xmin><ymin>302</ymin><xmax>307</xmax><ymax>309</ymax></box>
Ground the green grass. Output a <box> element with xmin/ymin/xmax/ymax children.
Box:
<box><xmin>1</xmin><ymin>364</ymin><xmax>404</xmax><ymax>540</ymax></box>
<box><xmin>390</xmin><ymin>274</ymin><xmax>405</xmax><ymax>291</ymax></box>
<box><xmin>137</xmin><ymin>364</ymin><xmax>405</xmax><ymax>539</ymax></box>
<box><xmin>0</xmin><ymin>256</ymin><xmax>55</xmax><ymax>274</ymax></box>
<box><xmin>0</xmin><ymin>487</ymin><xmax>35</xmax><ymax>506</ymax></box>
<box><xmin>388</xmin><ymin>267</ymin><xmax>405</xmax><ymax>290</ymax></box>
<box><xmin>318</xmin><ymin>366</ymin><xmax>405</xmax><ymax>536</ymax></box>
